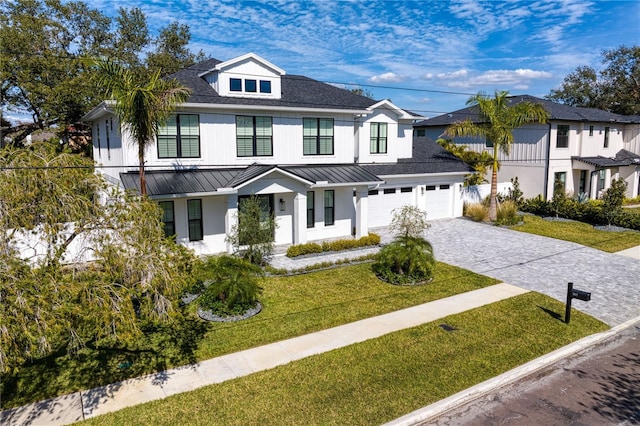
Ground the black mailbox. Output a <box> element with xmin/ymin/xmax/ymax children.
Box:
<box><xmin>572</xmin><ymin>289</ymin><xmax>591</xmax><ymax>301</ymax></box>
<box><xmin>565</xmin><ymin>282</ymin><xmax>591</xmax><ymax>324</ymax></box>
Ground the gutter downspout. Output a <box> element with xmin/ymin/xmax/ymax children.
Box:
<box><xmin>543</xmin><ymin>122</ymin><xmax>552</xmax><ymax>200</ymax></box>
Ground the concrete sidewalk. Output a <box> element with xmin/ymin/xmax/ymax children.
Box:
<box><xmin>1</xmin><ymin>283</ymin><xmax>528</xmax><ymax>426</ymax></box>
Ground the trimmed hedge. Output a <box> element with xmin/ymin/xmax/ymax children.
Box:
<box><xmin>521</xmin><ymin>196</ymin><xmax>640</xmax><ymax>231</ymax></box>
<box><xmin>286</xmin><ymin>233</ymin><xmax>381</xmax><ymax>258</ymax></box>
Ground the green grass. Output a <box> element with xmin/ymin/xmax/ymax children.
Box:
<box><xmin>513</xmin><ymin>215</ymin><xmax>640</xmax><ymax>252</ymax></box>
<box><xmin>1</xmin><ymin>262</ymin><xmax>498</xmax><ymax>408</ymax></box>
<box><xmin>82</xmin><ymin>292</ymin><xmax>608</xmax><ymax>426</ymax></box>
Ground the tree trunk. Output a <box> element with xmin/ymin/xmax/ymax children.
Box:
<box><xmin>488</xmin><ymin>145</ymin><xmax>499</xmax><ymax>221</ymax></box>
<box><xmin>139</xmin><ymin>143</ymin><xmax>147</xmax><ymax>197</ymax></box>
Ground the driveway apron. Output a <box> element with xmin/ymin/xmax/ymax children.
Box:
<box><xmin>426</xmin><ymin>219</ymin><xmax>640</xmax><ymax>326</ymax></box>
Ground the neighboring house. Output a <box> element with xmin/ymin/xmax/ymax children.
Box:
<box><xmin>414</xmin><ymin>95</ymin><xmax>640</xmax><ymax>201</ymax></box>
<box><xmin>83</xmin><ymin>53</ymin><xmax>472</xmax><ymax>255</ymax></box>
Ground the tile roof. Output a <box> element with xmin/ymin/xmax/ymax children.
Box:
<box><xmin>167</xmin><ymin>59</ymin><xmax>378</xmax><ymax>110</ymax></box>
<box><xmin>414</xmin><ymin>95</ymin><xmax>640</xmax><ymax>127</ymax></box>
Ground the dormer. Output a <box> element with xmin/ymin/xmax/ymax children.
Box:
<box><xmin>198</xmin><ymin>53</ymin><xmax>285</xmax><ymax>100</ymax></box>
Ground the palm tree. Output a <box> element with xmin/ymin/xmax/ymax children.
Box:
<box><xmin>92</xmin><ymin>59</ymin><xmax>191</xmax><ymax>196</ymax></box>
<box><xmin>444</xmin><ymin>90</ymin><xmax>549</xmax><ymax>221</ymax></box>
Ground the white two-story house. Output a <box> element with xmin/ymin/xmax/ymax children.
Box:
<box><xmin>415</xmin><ymin>95</ymin><xmax>640</xmax><ymax>201</ymax></box>
<box><xmin>83</xmin><ymin>53</ymin><xmax>472</xmax><ymax>255</ymax></box>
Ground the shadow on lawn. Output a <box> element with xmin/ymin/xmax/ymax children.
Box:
<box><xmin>1</xmin><ymin>315</ymin><xmax>209</xmax><ymax>409</ymax></box>
<box><xmin>537</xmin><ymin>305</ymin><xmax>564</xmax><ymax>322</ymax></box>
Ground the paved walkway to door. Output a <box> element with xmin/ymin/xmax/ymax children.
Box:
<box><xmin>424</xmin><ymin>219</ymin><xmax>640</xmax><ymax>326</ymax></box>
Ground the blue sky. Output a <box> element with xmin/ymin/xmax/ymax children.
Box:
<box><xmin>10</xmin><ymin>0</ymin><xmax>640</xmax><ymax>122</ymax></box>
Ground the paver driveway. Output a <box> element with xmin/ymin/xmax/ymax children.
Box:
<box><xmin>426</xmin><ymin>219</ymin><xmax>640</xmax><ymax>326</ymax></box>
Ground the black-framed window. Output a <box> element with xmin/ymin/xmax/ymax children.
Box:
<box><xmin>303</xmin><ymin>118</ymin><xmax>334</xmax><ymax>155</ymax></box>
<box><xmin>245</xmin><ymin>79</ymin><xmax>257</xmax><ymax>92</ymax></box>
<box><xmin>426</xmin><ymin>185</ymin><xmax>436</xmax><ymax>191</ymax></box>
<box><xmin>105</xmin><ymin>119</ymin><xmax>111</xmax><ymax>159</ymax></box>
<box><xmin>96</xmin><ymin>122</ymin><xmax>101</xmax><ymax>157</ymax></box>
<box><xmin>260</xmin><ymin>80</ymin><xmax>271</xmax><ymax>93</ymax></box>
<box><xmin>554</xmin><ymin>172</ymin><xmax>567</xmax><ymax>192</ymax></box>
<box><xmin>368</xmin><ymin>189</ymin><xmax>378</xmax><ymax>196</ymax></box>
<box><xmin>158</xmin><ymin>114</ymin><xmax>200</xmax><ymax>158</ymax></box>
<box><xmin>383</xmin><ymin>188</ymin><xmax>396</xmax><ymax>194</ymax></box>
<box><xmin>324</xmin><ymin>190</ymin><xmax>334</xmax><ymax>226</ymax></box>
<box><xmin>485</xmin><ymin>138</ymin><xmax>494</xmax><ymax>148</ymax></box>
<box><xmin>306</xmin><ymin>191</ymin><xmax>315</xmax><ymax>228</ymax></box>
<box><xmin>158</xmin><ymin>201</ymin><xmax>175</xmax><ymax>238</ymax></box>
<box><xmin>236</xmin><ymin>116</ymin><xmax>273</xmax><ymax>157</ymax></box>
<box><xmin>187</xmin><ymin>199</ymin><xmax>203</xmax><ymax>241</ymax></box>
<box><xmin>589</xmin><ymin>125</ymin><xmax>594</xmax><ymax>136</ymax></box>
<box><xmin>370</xmin><ymin>122</ymin><xmax>388</xmax><ymax>154</ymax></box>
<box><xmin>604</xmin><ymin>127</ymin><xmax>610</xmax><ymax>148</ymax></box>
<box><xmin>230</xmin><ymin>78</ymin><xmax>242</xmax><ymax>91</ymax></box>
<box><xmin>440</xmin><ymin>184</ymin><xmax>450</xmax><ymax>190</ymax></box>
<box><xmin>556</xmin><ymin>125</ymin><xmax>569</xmax><ymax>148</ymax></box>
<box><xmin>400</xmin><ymin>187</ymin><xmax>412</xmax><ymax>193</ymax></box>
<box><xmin>579</xmin><ymin>170</ymin><xmax>587</xmax><ymax>193</ymax></box>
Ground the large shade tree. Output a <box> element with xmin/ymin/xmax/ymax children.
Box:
<box><xmin>445</xmin><ymin>90</ymin><xmax>549</xmax><ymax>221</ymax></box>
<box><xmin>92</xmin><ymin>58</ymin><xmax>191</xmax><ymax>196</ymax></box>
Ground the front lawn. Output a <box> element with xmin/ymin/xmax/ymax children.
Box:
<box><xmin>513</xmin><ymin>215</ymin><xmax>640</xmax><ymax>252</ymax></box>
<box><xmin>1</xmin><ymin>262</ymin><xmax>498</xmax><ymax>408</ymax></box>
<box><xmin>82</xmin><ymin>292</ymin><xmax>608</xmax><ymax>426</ymax></box>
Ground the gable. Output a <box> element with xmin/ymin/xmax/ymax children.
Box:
<box><xmin>198</xmin><ymin>53</ymin><xmax>283</xmax><ymax>100</ymax></box>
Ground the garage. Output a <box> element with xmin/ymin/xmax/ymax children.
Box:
<box><xmin>424</xmin><ymin>184</ymin><xmax>453</xmax><ymax>220</ymax></box>
<box><xmin>367</xmin><ymin>187</ymin><xmax>414</xmax><ymax>227</ymax></box>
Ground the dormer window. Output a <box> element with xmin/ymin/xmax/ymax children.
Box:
<box><xmin>245</xmin><ymin>79</ymin><xmax>257</xmax><ymax>92</ymax></box>
<box><xmin>230</xmin><ymin>78</ymin><xmax>242</xmax><ymax>92</ymax></box>
<box><xmin>260</xmin><ymin>80</ymin><xmax>271</xmax><ymax>93</ymax></box>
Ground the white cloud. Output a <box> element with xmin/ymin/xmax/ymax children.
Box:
<box><xmin>368</xmin><ymin>72</ymin><xmax>405</xmax><ymax>83</ymax></box>
<box><xmin>437</xmin><ymin>69</ymin><xmax>469</xmax><ymax>79</ymax></box>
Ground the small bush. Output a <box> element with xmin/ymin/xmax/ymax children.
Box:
<box><xmin>496</xmin><ymin>200</ymin><xmax>519</xmax><ymax>225</ymax></box>
<box><xmin>372</xmin><ymin>236</ymin><xmax>435</xmax><ymax>285</ymax></box>
<box><xmin>286</xmin><ymin>233</ymin><xmax>380</xmax><ymax>258</ymax></box>
<box><xmin>286</xmin><ymin>243</ymin><xmax>323</xmax><ymax>258</ymax></box>
<box><xmin>198</xmin><ymin>255</ymin><xmax>263</xmax><ymax>315</ymax></box>
<box><xmin>464</xmin><ymin>203</ymin><xmax>489</xmax><ymax>222</ymax></box>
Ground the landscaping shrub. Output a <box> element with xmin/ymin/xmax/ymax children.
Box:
<box><xmin>496</xmin><ymin>200</ymin><xmax>519</xmax><ymax>225</ymax></box>
<box><xmin>372</xmin><ymin>236</ymin><xmax>435</xmax><ymax>285</ymax></box>
<box><xmin>372</xmin><ymin>205</ymin><xmax>435</xmax><ymax>285</ymax></box>
<box><xmin>464</xmin><ymin>202</ymin><xmax>489</xmax><ymax>222</ymax></box>
<box><xmin>198</xmin><ymin>255</ymin><xmax>263</xmax><ymax>316</ymax></box>
<box><xmin>286</xmin><ymin>233</ymin><xmax>380</xmax><ymax>258</ymax></box>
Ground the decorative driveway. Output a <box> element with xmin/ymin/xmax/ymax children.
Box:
<box><xmin>426</xmin><ymin>219</ymin><xmax>640</xmax><ymax>326</ymax></box>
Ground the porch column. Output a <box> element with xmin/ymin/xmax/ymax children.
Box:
<box><xmin>293</xmin><ymin>192</ymin><xmax>307</xmax><ymax>245</ymax></box>
<box><xmin>590</xmin><ymin>172</ymin><xmax>598</xmax><ymax>199</ymax></box>
<box><xmin>355</xmin><ymin>187</ymin><xmax>368</xmax><ymax>238</ymax></box>
<box><xmin>225</xmin><ymin>194</ymin><xmax>238</xmax><ymax>253</ymax></box>
<box><xmin>604</xmin><ymin>168</ymin><xmax>612</xmax><ymax>191</ymax></box>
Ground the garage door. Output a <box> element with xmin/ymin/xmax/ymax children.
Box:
<box><xmin>367</xmin><ymin>187</ymin><xmax>414</xmax><ymax>227</ymax></box>
<box><xmin>424</xmin><ymin>184</ymin><xmax>453</xmax><ymax>219</ymax></box>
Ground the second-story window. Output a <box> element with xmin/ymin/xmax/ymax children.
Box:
<box><xmin>260</xmin><ymin>80</ymin><xmax>271</xmax><ymax>93</ymax></box>
<box><xmin>303</xmin><ymin>118</ymin><xmax>334</xmax><ymax>155</ymax></box>
<box><xmin>556</xmin><ymin>125</ymin><xmax>569</xmax><ymax>148</ymax></box>
<box><xmin>236</xmin><ymin>116</ymin><xmax>273</xmax><ymax>157</ymax></box>
<box><xmin>158</xmin><ymin>114</ymin><xmax>200</xmax><ymax>158</ymax></box>
<box><xmin>245</xmin><ymin>79</ymin><xmax>257</xmax><ymax>92</ymax></box>
<box><xmin>604</xmin><ymin>127</ymin><xmax>610</xmax><ymax>148</ymax></box>
<box><xmin>370</xmin><ymin>122</ymin><xmax>388</xmax><ymax>154</ymax></box>
<box><xmin>230</xmin><ymin>78</ymin><xmax>242</xmax><ymax>91</ymax></box>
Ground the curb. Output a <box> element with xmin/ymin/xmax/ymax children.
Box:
<box><xmin>384</xmin><ymin>315</ymin><xmax>640</xmax><ymax>426</ymax></box>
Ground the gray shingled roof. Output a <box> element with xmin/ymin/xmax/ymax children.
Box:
<box><xmin>361</xmin><ymin>137</ymin><xmax>474</xmax><ymax>176</ymax></box>
<box><xmin>168</xmin><ymin>59</ymin><xmax>378</xmax><ymax>110</ymax></box>
<box><xmin>414</xmin><ymin>95</ymin><xmax>640</xmax><ymax>127</ymax></box>
<box><xmin>121</xmin><ymin>164</ymin><xmax>382</xmax><ymax>196</ymax></box>
<box><xmin>573</xmin><ymin>149</ymin><xmax>640</xmax><ymax>168</ymax></box>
